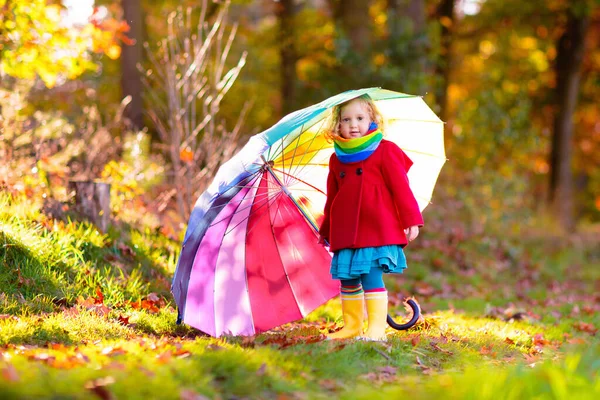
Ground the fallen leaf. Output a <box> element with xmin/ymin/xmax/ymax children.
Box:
<box><xmin>573</xmin><ymin>322</ymin><xmax>597</xmax><ymax>335</ymax></box>
<box><xmin>117</xmin><ymin>243</ymin><xmax>136</xmax><ymax>258</ymax></box>
<box><xmin>256</xmin><ymin>363</ymin><xmax>267</xmax><ymax>376</ymax></box>
<box><xmin>319</xmin><ymin>379</ymin><xmax>341</xmax><ymax>391</ymax></box>
<box><xmin>85</xmin><ymin>376</ymin><xmax>116</xmax><ymax>400</ymax></box>
<box><xmin>532</xmin><ymin>333</ymin><xmax>549</xmax><ymax>346</ymax></box>
<box><xmin>180</xmin><ymin>389</ymin><xmax>210</xmax><ymax>400</ymax></box>
<box><xmin>1</xmin><ymin>363</ymin><xmax>19</xmax><ymax>382</ymax></box>
<box><xmin>156</xmin><ymin>350</ymin><xmax>172</xmax><ymax>364</ymax></box>
<box><xmin>411</xmin><ymin>334</ymin><xmax>421</xmax><ymax>347</ymax></box>
<box><xmin>415</xmin><ymin>355</ymin><xmax>433</xmax><ymax>374</ymax></box>
<box><xmin>479</xmin><ymin>345</ymin><xmax>497</xmax><ymax>357</ymax></box>
<box><xmin>95</xmin><ymin>288</ymin><xmax>104</xmax><ymax>304</ymax></box>
<box><xmin>146</xmin><ymin>293</ymin><xmax>160</xmax><ymax>302</ymax></box>
<box><xmin>430</xmin><ymin>342</ymin><xmax>453</xmax><ymax>355</ymax></box>
<box><xmin>101</xmin><ymin>347</ymin><xmax>127</xmax><ymax>357</ymax></box>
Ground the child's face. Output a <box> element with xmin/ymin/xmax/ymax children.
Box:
<box><xmin>338</xmin><ymin>100</ymin><xmax>372</xmax><ymax>139</ymax></box>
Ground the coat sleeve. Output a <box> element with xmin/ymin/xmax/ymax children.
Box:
<box><xmin>381</xmin><ymin>143</ymin><xmax>424</xmax><ymax>229</ymax></box>
<box><xmin>319</xmin><ymin>154</ymin><xmax>338</xmax><ymax>242</ymax></box>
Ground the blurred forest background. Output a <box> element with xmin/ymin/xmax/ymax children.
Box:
<box><xmin>1</xmin><ymin>0</ymin><xmax>599</xmax><ymax>238</ymax></box>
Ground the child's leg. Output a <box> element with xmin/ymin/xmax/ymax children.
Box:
<box><xmin>327</xmin><ymin>278</ymin><xmax>364</xmax><ymax>340</ymax></box>
<box><xmin>360</xmin><ymin>267</ymin><xmax>388</xmax><ymax>341</ymax></box>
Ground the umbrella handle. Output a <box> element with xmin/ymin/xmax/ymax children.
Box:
<box><xmin>387</xmin><ymin>299</ymin><xmax>420</xmax><ymax>330</ymax></box>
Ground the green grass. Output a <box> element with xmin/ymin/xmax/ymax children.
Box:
<box><xmin>1</xmin><ymin>191</ymin><xmax>599</xmax><ymax>399</ymax></box>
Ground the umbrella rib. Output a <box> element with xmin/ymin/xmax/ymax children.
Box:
<box><xmin>270</xmin><ymin>167</ymin><xmax>326</xmax><ymax>195</ymax></box>
<box><xmin>204</xmin><ymin>172</ymin><xmax>264</xmax><ymax>215</ymax></box>
<box><xmin>238</xmin><ymin>191</ymin><xmax>284</xmax><ymax>239</ymax></box>
<box><xmin>208</xmin><ymin>188</ymin><xmax>283</xmax><ymax>227</ymax></box>
<box><xmin>222</xmin><ymin>190</ymin><xmax>279</xmax><ymax>237</ymax></box>
<box><xmin>281</xmin><ymin>126</ymin><xmax>306</xmax><ymax>186</ymax></box>
<box><xmin>208</xmin><ymin>169</ymin><xmax>263</xmax><ymax>202</ymax></box>
<box><xmin>415</xmin><ymin>195</ymin><xmax>433</xmax><ymax>205</ymax></box>
<box><xmin>269</xmin><ymin>137</ymin><xmax>287</xmax><ymax>173</ymax></box>
<box><xmin>284</xmin><ymin>118</ymin><xmax>328</xmax><ymax>186</ymax></box>
<box><xmin>387</xmin><ymin>118</ymin><xmax>444</xmax><ymax>124</ymax></box>
<box><xmin>399</xmin><ymin>149</ymin><xmax>447</xmax><ymax>159</ymax></box>
<box><xmin>289</xmin><ymin>118</ymin><xmax>328</xmax><ymax>177</ymax></box>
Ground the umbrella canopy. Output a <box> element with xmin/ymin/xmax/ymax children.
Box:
<box><xmin>172</xmin><ymin>87</ymin><xmax>446</xmax><ymax>337</ymax></box>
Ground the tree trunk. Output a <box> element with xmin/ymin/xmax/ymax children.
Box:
<box><xmin>548</xmin><ymin>8</ymin><xmax>590</xmax><ymax>231</ymax></box>
<box><xmin>276</xmin><ymin>0</ymin><xmax>298</xmax><ymax>116</ymax></box>
<box><xmin>328</xmin><ymin>0</ymin><xmax>371</xmax><ymax>55</ymax></box>
<box><xmin>387</xmin><ymin>0</ymin><xmax>428</xmax><ymax>94</ymax></box>
<box><xmin>339</xmin><ymin>0</ymin><xmax>371</xmax><ymax>54</ymax></box>
<box><xmin>68</xmin><ymin>181</ymin><xmax>111</xmax><ymax>233</ymax></box>
<box><xmin>433</xmin><ymin>0</ymin><xmax>455</xmax><ymax>121</ymax></box>
<box><xmin>121</xmin><ymin>0</ymin><xmax>144</xmax><ymax>131</ymax></box>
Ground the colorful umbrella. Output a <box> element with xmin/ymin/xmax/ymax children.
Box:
<box><xmin>172</xmin><ymin>87</ymin><xmax>445</xmax><ymax>337</ymax></box>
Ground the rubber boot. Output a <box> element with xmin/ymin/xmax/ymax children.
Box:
<box><xmin>326</xmin><ymin>293</ymin><xmax>364</xmax><ymax>340</ymax></box>
<box><xmin>362</xmin><ymin>291</ymin><xmax>388</xmax><ymax>341</ymax></box>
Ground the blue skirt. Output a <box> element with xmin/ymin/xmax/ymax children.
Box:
<box><xmin>330</xmin><ymin>245</ymin><xmax>408</xmax><ymax>280</ymax></box>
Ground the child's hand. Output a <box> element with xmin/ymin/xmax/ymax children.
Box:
<box><xmin>404</xmin><ymin>226</ymin><xmax>420</xmax><ymax>242</ymax></box>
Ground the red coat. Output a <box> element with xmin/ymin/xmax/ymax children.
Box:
<box><xmin>319</xmin><ymin>140</ymin><xmax>423</xmax><ymax>252</ymax></box>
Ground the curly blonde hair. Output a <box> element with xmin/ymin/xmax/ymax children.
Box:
<box><xmin>323</xmin><ymin>94</ymin><xmax>384</xmax><ymax>142</ymax></box>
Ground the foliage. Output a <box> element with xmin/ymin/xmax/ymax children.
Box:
<box><xmin>141</xmin><ymin>2</ymin><xmax>248</xmax><ymax>218</ymax></box>
<box><xmin>448</xmin><ymin>0</ymin><xmax>600</xmax><ymax>221</ymax></box>
<box><xmin>0</xmin><ymin>0</ymin><xmax>127</xmax><ymax>88</ymax></box>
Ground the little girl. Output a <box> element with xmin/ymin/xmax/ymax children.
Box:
<box><xmin>319</xmin><ymin>94</ymin><xmax>423</xmax><ymax>341</ymax></box>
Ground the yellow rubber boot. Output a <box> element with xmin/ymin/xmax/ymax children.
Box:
<box><xmin>362</xmin><ymin>291</ymin><xmax>388</xmax><ymax>341</ymax></box>
<box><xmin>327</xmin><ymin>293</ymin><xmax>364</xmax><ymax>340</ymax></box>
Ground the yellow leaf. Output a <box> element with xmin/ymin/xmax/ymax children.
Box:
<box><xmin>106</xmin><ymin>44</ymin><xmax>121</xmax><ymax>60</ymax></box>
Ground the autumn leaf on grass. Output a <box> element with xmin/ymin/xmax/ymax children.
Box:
<box><xmin>117</xmin><ymin>243</ymin><xmax>136</xmax><ymax>258</ymax></box>
<box><xmin>573</xmin><ymin>322</ymin><xmax>598</xmax><ymax>335</ymax></box>
<box><xmin>48</xmin><ymin>343</ymin><xmax>68</xmax><ymax>352</ymax></box>
<box><xmin>117</xmin><ymin>315</ymin><xmax>131</xmax><ymax>326</ymax></box>
<box><xmin>95</xmin><ymin>287</ymin><xmax>104</xmax><ymax>304</ymax></box>
<box><xmin>430</xmin><ymin>342</ymin><xmax>453</xmax><ymax>355</ymax></box>
<box><xmin>85</xmin><ymin>376</ymin><xmax>116</xmax><ymax>400</ymax></box>
<box><xmin>523</xmin><ymin>352</ymin><xmax>541</xmax><ymax>367</ymax></box>
<box><xmin>101</xmin><ymin>347</ymin><xmax>127</xmax><ymax>357</ymax></box>
<box><xmin>130</xmin><ymin>299</ymin><xmax>160</xmax><ymax>313</ymax></box>
<box><xmin>479</xmin><ymin>345</ymin><xmax>497</xmax><ymax>358</ymax></box>
<box><xmin>1</xmin><ymin>363</ymin><xmax>19</xmax><ymax>382</ymax></box>
<box><xmin>532</xmin><ymin>333</ymin><xmax>549</xmax><ymax>346</ymax></box>
<box><xmin>413</xmin><ymin>282</ymin><xmax>437</xmax><ymax>297</ymax></box>
<box><xmin>180</xmin><ymin>389</ymin><xmax>210</xmax><ymax>400</ymax></box>
<box><xmin>360</xmin><ymin>366</ymin><xmax>398</xmax><ymax>384</ymax></box>
<box><xmin>156</xmin><ymin>350</ymin><xmax>172</xmax><ymax>364</ymax></box>
<box><xmin>77</xmin><ymin>296</ymin><xmax>111</xmax><ymax>317</ymax></box>
<box><xmin>415</xmin><ymin>355</ymin><xmax>433</xmax><ymax>375</ymax></box>
<box><xmin>256</xmin><ymin>363</ymin><xmax>267</xmax><ymax>377</ymax></box>
<box><xmin>319</xmin><ymin>379</ymin><xmax>342</xmax><ymax>392</ymax></box>
<box><xmin>327</xmin><ymin>342</ymin><xmax>347</xmax><ymax>353</ymax></box>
